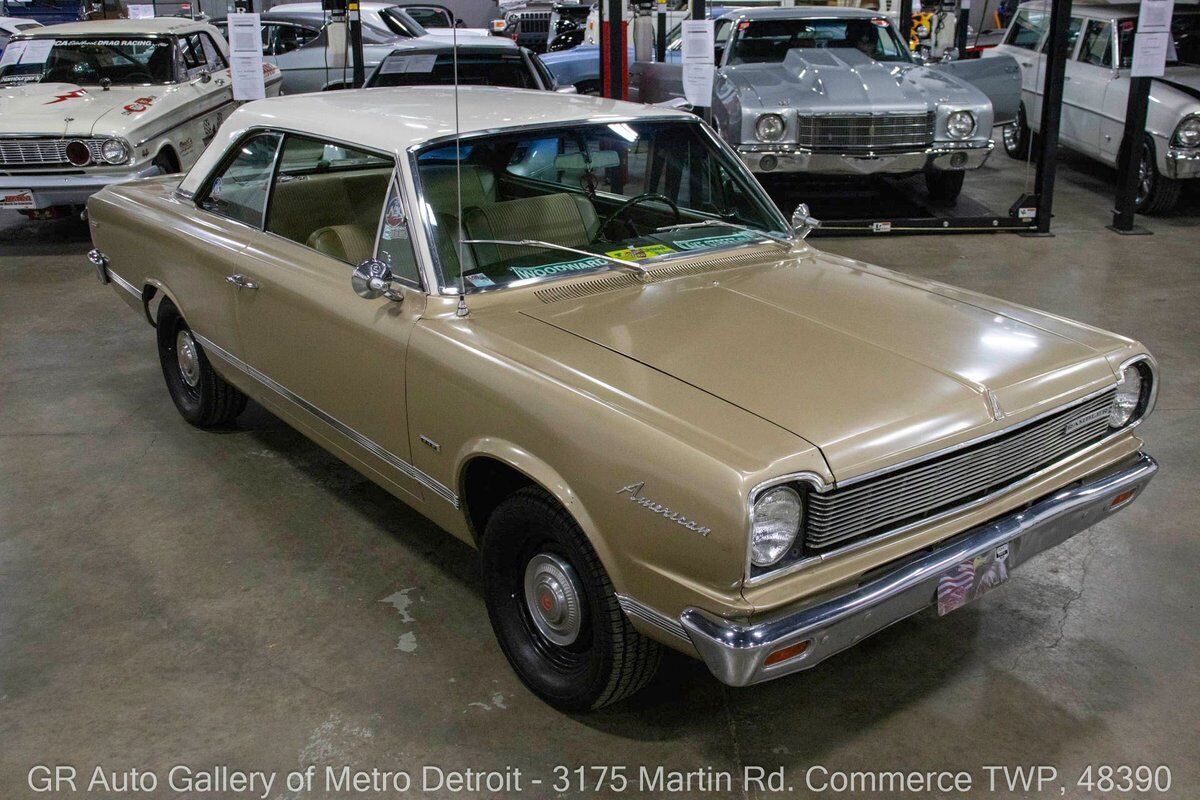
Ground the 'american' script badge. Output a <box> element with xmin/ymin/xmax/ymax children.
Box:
<box><xmin>617</xmin><ymin>482</ymin><xmax>711</xmax><ymax>537</ymax></box>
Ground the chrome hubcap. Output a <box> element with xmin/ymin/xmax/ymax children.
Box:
<box><xmin>176</xmin><ymin>329</ymin><xmax>201</xmax><ymax>388</ymax></box>
<box><xmin>1003</xmin><ymin>121</ymin><xmax>1018</xmax><ymax>151</ymax></box>
<box><xmin>523</xmin><ymin>553</ymin><xmax>582</xmax><ymax>646</ymax></box>
<box><xmin>1137</xmin><ymin>145</ymin><xmax>1153</xmax><ymax>205</ymax></box>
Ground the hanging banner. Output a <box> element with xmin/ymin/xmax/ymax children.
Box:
<box><xmin>680</xmin><ymin>18</ymin><xmax>714</xmax><ymax>107</ymax></box>
<box><xmin>227</xmin><ymin>13</ymin><xmax>266</xmax><ymax>101</ymax></box>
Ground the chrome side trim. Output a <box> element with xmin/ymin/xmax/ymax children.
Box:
<box><xmin>107</xmin><ymin>269</ymin><xmax>140</xmax><ymax>299</ymax></box>
<box><xmin>616</xmin><ymin>594</ymin><xmax>693</xmax><ymax>646</ymax></box>
<box><xmin>193</xmin><ymin>334</ymin><xmax>459</xmax><ymax>508</ymax></box>
<box><xmin>685</xmin><ymin>452</ymin><xmax>1158</xmax><ymax>686</ymax></box>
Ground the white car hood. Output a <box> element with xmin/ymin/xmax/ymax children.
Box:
<box><xmin>0</xmin><ymin>82</ymin><xmax>191</xmax><ymax>138</ymax></box>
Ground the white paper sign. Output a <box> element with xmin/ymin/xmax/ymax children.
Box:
<box><xmin>127</xmin><ymin>4</ymin><xmax>155</xmax><ymax>18</ymax></box>
<box><xmin>1137</xmin><ymin>0</ymin><xmax>1174</xmax><ymax>34</ymax></box>
<box><xmin>20</xmin><ymin>38</ymin><xmax>54</xmax><ymax>64</ymax></box>
<box><xmin>0</xmin><ymin>40</ymin><xmax>27</xmax><ymax>67</ymax></box>
<box><xmin>680</xmin><ymin>18</ymin><xmax>714</xmax><ymax>106</ymax></box>
<box><xmin>227</xmin><ymin>13</ymin><xmax>265</xmax><ymax>100</ymax></box>
<box><xmin>1131</xmin><ymin>31</ymin><xmax>1170</xmax><ymax>76</ymax></box>
<box><xmin>380</xmin><ymin>53</ymin><xmax>439</xmax><ymax>74</ymax></box>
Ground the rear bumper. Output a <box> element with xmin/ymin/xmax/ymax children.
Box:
<box><xmin>737</xmin><ymin>141</ymin><xmax>992</xmax><ymax>175</ymax></box>
<box><xmin>678</xmin><ymin>452</ymin><xmax>1157</xmax><ymax>687</ymax></box>
<box><xmin>0</xmin><ymin>163</ymin><xmax>161</xmax><ymax>209</ymax></box>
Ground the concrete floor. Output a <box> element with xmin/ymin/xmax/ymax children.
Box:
<box><xmin>1</xmin><ymin>150</ymin><xmax>1197</xmax><ymax>800</ymax></box>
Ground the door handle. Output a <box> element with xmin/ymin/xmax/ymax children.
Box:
<box><xmin>226</xmin><ymin>274</ymin><xmax>259</xmax><ymax>290</ymax></box>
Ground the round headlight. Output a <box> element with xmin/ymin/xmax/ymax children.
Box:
<box><xmin>1174</xmin><ymin>115</ymin><xmax>1200</xmax><ymax>148</ymax></box>
<box><xmin>946</xmin><ymin>110</ymin><xmax>976</xmax><ymax>140</ymax></box>
<box><xmin>101</xmin><ymin>138</ymin><xmax>129</xmax><ymax>165</ymax></box>
<box><xmin>755</xmin><ymin>113</ymin><xmax>785</xmax><ymax>143</ymax></box>
<box><xmin>1110</xmin><ymin>361</ymin><xmax>1151</xmax><ymax>428</ymax></box>
<box><xmin>65</xmin><ymin>140</ymin><xmax>92</xmax><ymax>167</ymax></box>
<box><xmin>750</xmin><ymin>485</ymin><xmax>802</xmax><ymax>567</ymax></box>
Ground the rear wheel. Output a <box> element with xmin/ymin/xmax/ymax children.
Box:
<box><xmin>1134</xmin><ymin>136</ymin><xmax>1182</xmax><ymax>215</ymax></box>
<box><xmin>924</xmin><ymin>168</ymin><xmax>965</xmax><ymax>205</ymax></box>
<box><xmin>481</xmin><ymin>486</ymin><xmax>661</xmax><ymax>711</ymax></box>
<box><xmin>152</xmin><ymin>148</ymin><xmax>180</xmax><ymax>176</ymax></box>
<box><xmin>156</xmin><ymin>300</ymin><xmax>247</xmax><ymax>428</ymax></box>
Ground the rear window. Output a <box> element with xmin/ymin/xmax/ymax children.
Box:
<box><xmin>369</xmin><ymin>51</ymin><xmax>536</xmax><ymax>88</ymax></box>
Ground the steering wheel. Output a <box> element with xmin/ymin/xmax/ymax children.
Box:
<box><xmin>598</xmin><ymin>193</ymin><xmax>681</xmax><ymax>241</ymax></box>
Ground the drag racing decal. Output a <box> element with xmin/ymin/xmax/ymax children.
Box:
<box><xmin>43</xmin><ymin>88</ymin><xmax>87</xmax><ymax>105</ymax></box>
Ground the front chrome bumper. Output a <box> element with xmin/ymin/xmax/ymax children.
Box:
<box><xmin>736</xmin><ymin>141</ymin><xmax>993</xmax><ymax>176</ymax></box>
<box><xmin>1165</xmin><ymin>147</ymin><xmax>1200</xmax><ymax>180</ymax></box>
<box><xmin>680</xmin><ymin>452</ymin><xmax>1157</xmax><ymax>687</ymax></box>
<box><xmin>0</xmin><ymin>162</ymin><xmax>161</xmax><ymax>209</ymax></box>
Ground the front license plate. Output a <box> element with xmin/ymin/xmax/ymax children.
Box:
<box><xmin>937</xmin><ymin>544</ymin><xmax>1011</xmax><ymax>616</ymax></box>
<box><xmin>0</xmin><ymin>189</ymin><xmax>36</xmax><ymax>210</ymax></box>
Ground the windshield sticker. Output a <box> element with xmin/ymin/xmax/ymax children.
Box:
<box><xmin>380</xmin><ymin>53</ymin><xmax>438</xmax><ymax>74</ymax></box>
<box><xmin>605</xmin><ymin>243</ymin><xmax>674</xmax><ymax>260</ymax></box>
<box><xmin>122</xmin><ymin>95</ymin><xmax>156</xmax><ymax>114</ymax></box>
<box><xmin>19</xmin><ymin>39</ymin><xmax>54</xmax><ymax>64</ymax></box>
<box><xmin>0</xmin><ymin>41</ymin><xmax>27</xmax><ymax>67</ymax></box>
<box><xmin>43</xmin><ymin>88</ymin><xmax>88</xmax><ymax>104</ymax></box>
<box><xmin>511</xmin><ymin>256</ymin><xmax>608</xmax><ymax>281</ymax></box>
<box><xmin>381</xmin><ymin>196</ymin><xmax>407</xmax><ymax>241</ymax></box>
<box><xmin>465</xmin><ymin>273</ymin><xmax>495</xmax><ymax>287</ymax></box>
<box><xmin>673</xmin><ymin>230</ymin><xmax>761</xmax><ymax>251</ymax></box>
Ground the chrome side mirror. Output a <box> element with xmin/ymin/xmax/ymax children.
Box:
<box><xmin>352</xmin><ymin>259</ymin><xmax>401</xmax><ymax>301</ymax></box>
<box><xmin>791</xmin><ymin>203</ymin><xmax>820</xmax><ymax>240</ymax></box>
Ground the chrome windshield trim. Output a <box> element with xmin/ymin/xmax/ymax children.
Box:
<box><xmin>405</xmin><ymin>115</ymin><xmax>791</xmax><ymax>296</ymax></box>
<box><xmin>193</xmin><ymin>334</ymin><xmax>459</xmax><ymax>507</ymax></box>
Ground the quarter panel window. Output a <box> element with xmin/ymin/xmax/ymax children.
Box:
<box><xmin>264</xmin><ymin>134</ymin><xmax>394</xmax><ymax>265</ymax></box>
<box><xmin>1006</xmin><ymin>8</ymin><xmax>1047</xmax><ymax>50</ymax></box>
<box><xmin>199</xmin><ymin>132</ymin><xmax>283</xmax><ymax>228</ymax></box>
<box><xmin>375</xmin><ymin>181</ymin><xmax>422</xmax><ymax>285</ymax></box>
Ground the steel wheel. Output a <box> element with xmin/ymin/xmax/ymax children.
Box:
<box><xmin>1135</xmin><ymin>140</ymin><xmax>1154</xmax><ymax>208</ymax></box>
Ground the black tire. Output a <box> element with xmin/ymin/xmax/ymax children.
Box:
<box><xmin>1135</xmin><ymin>136</ymin><xmax>1182</xmax><ymax>215</ymax></box>
<box><xmin>924</xmin><ymin>168</ymin><xmax>965</xmax><ymax>205</ymax></box>
<box><xmin>1003</xmin><ymin>103</ymin><xmax>1032</xmax><ymax>160</ymax></box>
<box><xmin>152</xmin><ymin>148</ymin><xmax>180</xmax><ymax>176</ymax></box>
<box><xmin>156</xmin><ymin>300</ymin><xmax>247</xmax><ymax>428</ymax></box>
<box><xmin>481</xmin><ymin>486</ymin><xmax>661</xmax><ymax>711</ymax></box>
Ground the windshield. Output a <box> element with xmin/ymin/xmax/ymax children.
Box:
<box><xmin>1118</xmin><ymin>13</ymin><xmax>1200</xmax><ymax>67</ymax></box>
<box><xmin>377</xmin><ymin>6</ymin><xmax>427</xmax><ymax>37</ymax></box>
<box><xmin>0</xmin><ymin>36</ymin><xmax>177</xmax><ymax>85</ymax></box>
<box><xmin>369</xmin><ymin>51</ymin><xmax>536</xmax><ymax>88</ymax></box>
<box><xmin>728</xmin><ymin>17</ymin><xmax>911</xmax><ymax>65</ymax></box>
<box><xmin>414</xmin><ymin>120</ymin><xmax>789</xmax><ymax>292</ymax></box>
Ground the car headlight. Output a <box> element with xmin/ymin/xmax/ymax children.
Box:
<box><xmin>101</xmin><ymin>138</ymin><xmax>130</xmax><ymax>165</ymax></box>
<box><xmin>755</xmin><ymin>113</ymin><xmax>785</xmax><ymax>143</ymax></box>
<box><xmin>750</xmin><ymin>485</ymin><xmax>802</xmax><ymax>567</ymax></box>
<box><xmin>946</xmin><ymin>110</ymin><xmax>976</xmax><ymax>140</ymax></box>
<box><xmin>1173</xmin><ymin>114</ymin><xmax>1200</xmax><ymax>148</ymax></box>
<box><xmin>1110</xmin><ymin>358</ymin><xmax>1155</xmax><ymax>428</ymax></box>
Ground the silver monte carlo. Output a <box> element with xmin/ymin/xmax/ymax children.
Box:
<box><xmin>632</xmin><ymin>7</ymin><xmax>1022</xmax><ymax>204</ymax></box>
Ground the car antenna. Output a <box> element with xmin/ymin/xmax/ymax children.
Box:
<box><xmin>452</xmin><ymin>23</ymin><xmax>469</xmax><ymax>318</ymax></box>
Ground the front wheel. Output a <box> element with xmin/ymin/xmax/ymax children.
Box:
<box><xmin>156</xmin><ymin>300</ymin><xmax>247</xmax><ymax>428</ymax></box>
<box><xmin>1134</xmin><ymin>136</ymin><xmax>1182</xmax><ymax>215</ymax></box>
<box><xmin>1003</xmin><ymin>104</ymin><xmax>1032</xmax><ymax>160</ymax></box>
<box><xmin>481</xmin><ymin>487</ymin><xmax>661</xmax><ymax>711</ymax></box>
<box><xmin>924</xmin><ymin>168</ymin><xmax>965</xmax><ymax>205</ymax></box>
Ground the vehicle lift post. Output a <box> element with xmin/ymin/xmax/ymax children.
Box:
<box><xmin>656</xmin><ymin>0</ymin><xmax>667</xmax><ymax>62</ymax></box>
<box><xmin>691</xmin><ymin>0</ymin><xmax>707</xmax><ymax>122</ymax></box>
<box><xmin>898</xmin><ymin>0</ymin><xmax>913</xmax><ymax>56</ymax></box>
<box><xmin>1108</xmin><ymin>76</ymin><xmax>1154</xmax><ymax>235</ymax></box>
<box><xmin>1022</xmin><ymin>0</ymin><xmax>1072</xmax><ymax>236</ymax></box>
<box><xmin>955</xmin><ymin>0</ymin><xmax>970</xmax><ymax>55</ymax></box>
<box><xmin>349</xmin><ymin>0</ymin><xmax>366</xmax><ymax>88</ymax></box>
<box><xmin>599</xmin><ymin>0</ymin><xmax>626</xmax><ymax>98</ymax></box>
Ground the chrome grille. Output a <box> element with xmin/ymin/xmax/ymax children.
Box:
<box><xmin>805</xmin><ymin>389</ymin><xmax>1117</xmax><ymax>552</ymax></box>
<box><xmin>516</xmin><ymin>10</ymin><xmax>551</xmax><ymax>33</ymax></box>
<box><xmin>795</xmin><ymin>112</ymin><xmax>935</xmax><ymax>153</ymax></box>
<box><xmin>0</xmin><ymin>137</ymin><xmax>106</xmax><ymax>167</ymax></box>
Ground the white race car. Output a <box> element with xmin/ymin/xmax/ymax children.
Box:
<box><xmin>0</xmin><ymin>17</ymin><xmax>282</xmax><ymax>218</ymax></box>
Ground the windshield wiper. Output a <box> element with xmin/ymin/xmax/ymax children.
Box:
<box><xmin>459</xmin><ymin>238</ymin><xmax>651</xmax><ymax>278</ymax></box>
<box><xmin>654</xmin><ymin>219</ymin><xmax>794</xmax><ymax>246</ymax></box>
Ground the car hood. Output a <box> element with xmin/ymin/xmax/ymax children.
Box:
<box><xmin>723</xmin><ymin>48</ymin><xmax>979</xmax><ymax>113</ymax></box>
<box><xmin>0</xmin><ymin>82</ymin><xmax>184</xmax><ymax>138</ymax></box>
<box><xmin>520</xmin><ymin>250</ymin><xmax>1120</xmax><ymax>479</ymax></box>
<box><xmin>1157</xmin><ymin>65</ymin><xmax>1200</xmax><ymax>99</ymax></box>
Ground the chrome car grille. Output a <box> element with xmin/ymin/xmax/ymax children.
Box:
<box><xmin>805</xmin><ymin>389</ymin><xmax>1117</xmax><ymax>552</ymax></box>
<box><xmin>0</xmin><ymin>137</ymin><xmax>106</xmax><ymax>167</ymax></box>
<box><xmin>795</xmin><ymin>112</ymin><xmax>935</xmax><ymax>153</ymax></box>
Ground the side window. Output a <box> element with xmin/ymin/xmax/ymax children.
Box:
<box><xmin>714</xmin><ymin>19</ymin><xmax>731</xmax><ymax>61</ymax></box>
<box><xmin>375</xmin><ymin>181</ymin><xmax>421</xmax><ymax>285</ymax></box>
<box><xmin>1006</xmin><ymin>8</ymin><xmax>1047</xmax><ymax>50</ymax></box>
<box><xmin>1041</xmin><ymin>16</ymin><xmax>1082</xmax><ymax>54</ymax></box>
<box><xmin>1079</xmin><ymin>19</ymin><xmax>1112</xmax><ymax>66</ymax></box>
<box><xmin>199</xmin><ymin>132</ymin><xmax>283</xmax><ymax>227</ymax></box>
<box><xmin>264</xmin><ymin>134</ymin><xmax>394</xmax><ymax>265</ymax></box>
<box><xmin>273</xmin><ymin>24</ymin><xmax>318</xmax><ymax>55</ymax></box>
<box><xmin>180</xmin><ymin>33</ymin><xmax>210</xmax><ymax>74</ymax></box>
<box><xmin>200</xmin><ymin>32</ymin><xmax>227</xmax><ymax>67</ymax></box>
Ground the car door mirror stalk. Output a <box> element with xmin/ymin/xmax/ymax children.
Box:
<box><xmin>791</xmin><ymin>203</ymin><xmax>820</xmax><ymax>240</ymax></box>
<box><xmin>352</xmin><ymin>259</ymin><xmax>403</xmax><ymax>302</ymax></box>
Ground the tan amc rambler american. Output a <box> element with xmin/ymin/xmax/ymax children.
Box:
<box><xmin>86</xmin><ymin>87</ymin><xmax>1159</xmax><ymax>712</ymax></box>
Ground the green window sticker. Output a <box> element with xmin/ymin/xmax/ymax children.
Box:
<box><xmin>674</xmin><ymin>231</ymin><xmax>760</xmax><ymax>251</ymax></box>
<box><xmin>511</xmin><ymin>256</ymin><xmax>609</xmax><ymax>281</ymax></box>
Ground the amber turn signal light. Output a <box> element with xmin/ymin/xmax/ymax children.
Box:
<box><xmin>1108</xmin><ymin>488</ymin><xmax>1137</xmax><ymax>510</ymax></box>
<box><xmin>763</xmin><ymin>640</ymin><xmax>810</xmax><ymax>667</ymax></box>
